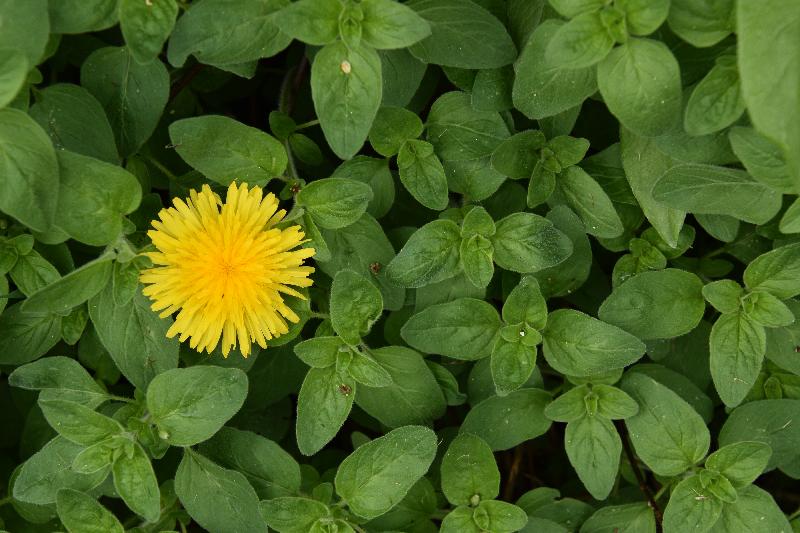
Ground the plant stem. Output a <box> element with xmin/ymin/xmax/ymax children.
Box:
<box><xmin>145</xmin><ymin>155</ymin><xmax>179</xmax><ymax>181</ymax></box>
<box><xmin>295</xmin><ymin>119</ymin><xmax>320</xmax><ymax>131</ymax></box>
<box><xmin>614</xmin><ymin>420</ymin><xmax>663</xmax><ymax>530</ymax></box>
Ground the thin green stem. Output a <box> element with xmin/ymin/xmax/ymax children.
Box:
<box><xmin>295</xmin><ymin>119</ymin><xmax>320</xmax><ymax>131</ymax></box>
<box><xmin>788</xmin><ymin>505</ymin><xmax>800</xmax><ymax>521</ymax></box>
<box><xmin>145</xmin><ymin>156</ymin><xmax>178</xmax><ymax>181</ymax></box>
<box><xmin>108</xmin><ymin>394</ymin><xmax>135</xmax><ymax>404</ymax></box>
<box><xmin>0</xmin><ymin>496</ymin><xmax>12</xmax><ymax>507</ymax></box>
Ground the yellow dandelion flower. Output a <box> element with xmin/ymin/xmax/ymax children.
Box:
<box><xmin>140</xmin><ymin>182</ymin><xmax>315</xmax><ymax>357</ymax></box>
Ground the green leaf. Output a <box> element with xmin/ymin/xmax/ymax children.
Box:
<box><xmin>702</xmin><ymin>280</ymin><xmax>743</xmax><ymax>314</ymax></box>
<box><xmin>512</xmin><ymin>20</ymin><xmax>598</xmax><ymax>119</ymax></box>
<box><xmin>0</xmin><ymin>0</ymin><xmax>49</xmax><ymax>64</ymax></box>
<box><xmin>461</xmin><ymin>206</ymin><xmax>496</xmax><ymax>239</ymax></box>
<box><xmin>168</xmin><ymin>0</ymin><xmax>291</xmax><ymax>68</ymax></box>
<box><xmin>581</xmin><ymin>503</ymin><xmax>655</xmax><ymax>533</ymax></box>
<box><xmin>29</xmin><ymin>83</ymin><xmax>119</xmax><ymax>164</ymax></box>
<box><xmin>320</xmin><ymin>214</ymin><xmax>405</xmax><ymax>310</ymax></box>
<box><xmin>597</xmin><ymin>38</ymin><xmax>681</xmax><ymax>136</ymax></box>
<box><xmin>39</xmin><ymin>399</ymin><xmax>122</xmax><ymax>446</ymax></box>
<box><xmin>47</xmin><ymin>0</ymin><xmax>118</xmax><ymax>34</ymax></box>
<box><xmin>311</xmin><ymin>41</ymin><xmax>382</xmax><ymax>159</ymax></box>
<box><xmin>652</xmin><ymin>164</ymin><xmax>781</xmax><ymax>225</ymax></box>
<box><xmin>369</xmin><ymin>107</ymin><xmax>424</xmax><ymax>157</ymax></box>
<box><xmin>503</xmin><ymin>276</ymin><xmax>548</xmax><ymax>329</ymax></box>
<box><xmin>10</xmin><ymin>250</ymin><xmax>60</xmax><ymax>297</ymax></box>
<box><xmin>13</xmin><ymin>437</ymin><xmax>107</xmax><ymax>505</ymax></box>
<box><xmin>548</xmin><ymin>0</ymin><xmax>605</xmax><ymax>18</ymax></box>
<box><xmin>334</xmin><ymin>425</ymin><xmax>438</xmax><ymax>519</ymax></box>
<box><xmin>273</xmin><ymin>0</ymin><xmax>340</xmax><ymax>45</ymax></box>
<box><xmin>397</xmin><ymin>139</ymin><xmax>450</xmax><ymax>211</ymax></box>
<box><xmin>621</xmin><ymin>372</ymin><xmax>710</xmax><ymax>476</ymax></box>
<box><xmin>743</xmin><ymin>243</ymin><xmax>800</xmax><ymax>299</ymax></box>
<box><xmin>294</xmin><ymin>336</ymin><xmax>343</xmax><ymax>368</ymax></box>
<box><xmin>0</xmin><ymin>302</ymin><xmax>62</xmax><ymax>366</ymax></box>
<box><xmin>542</xmin><ymin>309</ymin><xmax>646</xmax><ymax>377</ymax></box>
<box><xmin>440</xmin><ymin>433</ymin><xmax>500</xmax><ymax>506</ymax></box>
<box><xmin>741</xmin><ymin>291</ymin><xmax>795</xmax><ymax>328</ymax></box>
<box><xmin>55</xmin><ymin>151</ymin><xmax>141</xmax><ymax>246</ymax></box>
<box><xmin>297</xmin><ymin>178</ymin><xmax>373</xmax><ymax>230</ymax></box>
<box><xmin>545</xmin><ymin>385</ymin><xmax>590</xmax><ymax>423</ymax></box>
<box><xmin>594</xmin><ymin>384</ymin><xmax>639</xmax><ymax>419</ymax></box>
<box><xmin>622</xmin><ymin>0</ymin><xmax>669</xmax><ymax>35</ymax></box>
<box><xmin>146</xmin><ymin>366</ymin><xmax>248</xmax><ymax>446</ymax></box>
<box><xmin>89</xmin><ymin>282</ymin><xmax>179</xmax><ymax>390</ymax></box>
<box><xmin>175</xmin><ymin>449</ymin><xmax>266</xmax><ymax>533</ymax></box>
<box><xmin>491</xmin><ymin>212</ymin><xmax>573</xmax><ymax>273</ymax></box>
<box><xmin>667</xmin><ymin>0</ymin><xmax>734</xmax><ymax>47</ymax></box>
<box><xmin>491</xmin><ymin>337</ymin><xmax>538</xmax><ymax>395</ymax></box>
<box><xmin>360</xmin><ymin>0</ymin><xmax>431</xmax><ymax>49</ymax></box>
<box><xmin>355</xmin><ymin>346</ymin><xmax>446</xmax><ymax>427</ymax></box>
<box><xmin>709</xmin><ymin>485</ymin><xmax>792</xmax><ymax>532</ymax></box>
<box><xmin>533</xmin><ymin>205</ymin><xmax>593</xmax><ymax>298</ymax></box>
<box><xmin>472</xmin><ymin>500</ymin><xmax>529</xmax><ymax>532</ymax></box>
<box><xmin>779</xmin><ymin>198</ymin><xmax>800</xmax><ymax>233</ymax></box>
<box><xmin>719</xmin><ymin>399</ymin><xmax>800</xmax><ymax>476</ymax></box>
<box><xmin>737</xmin><ymin>0</ymin><xmax>800</xmax><ymax>185</ymax></box>
<box><xmin>461</xmin><ymin>388</ymin><xmax>552</xmax><ymax>451</ymax></box>
<box><xmin>119</xmin><ymin>0</ymin><xmax>179</xmax><ymax>64</ymax></box>
<box><xmin>8</xmin><ymin>356</ymin><xmax>109</xmax><ymax>407</ymax></box>
<box><xmin>662</xmin><ymin>474</ymin><xmax>723</xmax><ymax>533</ymax></box>
<box><xmin>201</xmin><ymin>427</ymin><xmax>302</xmax><ymax>499</ymax></box>
<box><xmin>22</xmin><ymin>256</ymin><xmax>112</xmax><ymax>315</ymax></box>
<box><xmin>565</xmin><ymin>415</ymin><xmax>621</xmax><ymax>500</ymax></box>
<box><xmin>728</xmin><ymin>126</ymin><xmax>796</xmax><ymax>193</ymax></box>
<box><xmin>472</xmin><ymin>66</ymin><xmax>514</xmax><ymax>112</ymax></box>
<box><xmin>684</xmin><ymin>57</ymin><xmax>745</xmax><ymax>136</ymax></box>
<box><xmin>296</xmin><ymin>365</ymin><xmax>355</xmax><ymax>455</ymax></box>
<box><xmin>401</xmin><ymin>298</ymin><xmax>501</xmax><ymax>360</ymax></box>
<box><xmin>710</xmin><ymin>311</ymin><xmax>766</xmax><ymax>408</ymax></box>
<box><xmin>330</xmin><ymin>156</ymin><xmax>396</xmax><ymax>218</ymax></box>
<box><xmin>112</xmin><ymin>442</ymin><xmax>160</xmax><ymax>522</ymax></box>
<box><xmin>169</xmin><ymin>115</ymin><xmax>288</xmax><ymax>186</ymax></box>
<box><xmin>440</xmin><ymin>506</ymin><xmax>480</xmax><ymax>533</ymax></box>
<box><xmin>556</xmin><ymin>166</ymin><xmax>623</xmax><ymax>238</ymax></box>
<box><xmin>385</xmin><ymin>220</ymin><xmax>462</xmax><ymax>288</ymax></box>
<box><xmin>0</xmin><ymin>108</ymin><xmax>59</xmax><ymax>232</ymax></box>
<box><xmin>491</xmin><ymin>131</ymin><xmax>546</xmax><ymax>180</ymax></box>
<box><xmin>348</xmin><ymin>349</ymin><xmax>393</xmax><ymax>387</ymax></box>
<box><xmin>56</xmin><ymin>489</ymin><xmax>124</xmax><ymax>533</ymax></box>
<box><xmin>407</xmin><ymin>0</ymin><xmax>517</xmax><ymax>69</ymax></box>
<box><xmin>599</xmin><ymin>269</ymin><xmax>705</xmax><ymax>340</ymax></box>
<box><xmin>81</xmin><ymin>47</ymin><xmax>169</xmax><ymax>157</ymax></box>
<box><xmin>460</xmin><ymin>235</ymin><xmax>495</xmax><ymax>288</ymax></box>
<box><xmin>705</xmin><ymin>441</ymin><xmax>771</xmax><ymax>488</ymax></box>
<box><xmin>546</xmin><ymin>11</ymin><xmax>613</xmax><ymax>69</ymax></box>
<box><xmin>426</xmin><ymin>91</ymin><xmax>510</xmax><ymax>200</ymax></box>
<box><xmin>260</xmin><ymin>497</ymin><xmax>331</xmax><ymax>533</ymax></box>
<box><xmin>619</xmin><ymin>127</ymin><xmax>685</xmax><ymax>247</ymax></box>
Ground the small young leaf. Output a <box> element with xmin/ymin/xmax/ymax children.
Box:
<box><xmin>546</xmin><ymin>11</ymin><xmax>613</xmax><ymax>69</ymax></box>
<box><xmin>272</xmin><ymin>0</ymin><xmax>341</xmax><ymax>45</ymax></box>
<box><xmin>330</xmin><ymin>269</ymin><xmax>383</xmax><ymax>345</ymax></box>
<box><xmin>296</xmin><ymin>366</ymin><xmax>355</xmax><ymax>455</ymax></box>
<box><xmin>112</xmin><ymin>442</ymin><xmax>160</xmax><ymax>522</ymax></box>
<box><xmin>385</xmin><ymin>220</ymin><xmax>462</xmax><ymax>288</ymax></box>
<box><xmin>502</xmin><ymin>276</ymin><xmax>547</xmax><ymax>329</ymax></box>
<box><xmin>705</xmin><ymin>441</ymin><xmax>772</xmax><ymax>488</ymax></box>
<box><xmin>440</xmin><ymin>433</ymin><xmax>500</xmax><ymax>506</ymax></box>
<box><xmin>710</xmin><ymin>311</ymin><xmax>767</xmax><ymax>407</ymax></box>
<box><xmin>369</xmin><ymin>106</ymin><xmax>424</xmax><ymax>157</ymax></box>
<box><xmin>119</xmin><ymin>0</ymin><xmax>178</xmax><ymax>64</ymax></box>
<box><xmin>491</xmin><ymin>212</ymin><xmax>573</xmax><ymax>273</ymax></box>
<box><xmin>396</xmin><ymin>139</ymin><xmax>450</xmax><ymax>211</ymax></box>
<box><xmin>360</xmin><ymin>0</ymin><xmax>432</xmax><ymax>49</ymax></box>
<box><xmin>260</xmin><ymin>497</ymin><xmax>331</xmax><ymax>533</ymax></box>
<box><xmin>703</xmin><ymin>280</ymin><xmax>743</xmax><ymax>314</ymax></box>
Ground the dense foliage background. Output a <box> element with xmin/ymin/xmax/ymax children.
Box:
<box><xmin>1</xmin><ymin>0</ymin><xmax>799</xmax><ymax>532</ymax></box>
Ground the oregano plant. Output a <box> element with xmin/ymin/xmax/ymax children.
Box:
<box><xmin>0</xmin><ymin>0</ymin><xmax>799</xmax><ymax>532</ymax></box>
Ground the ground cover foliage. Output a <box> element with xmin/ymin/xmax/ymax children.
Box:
<box><xmin>0</xmin><ymin>0</ymin><xmax>799</xmax><ymax>532</ymax></box>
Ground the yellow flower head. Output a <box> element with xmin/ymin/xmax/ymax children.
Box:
<box><xmin>140</xmin><ymin>182</ymin><xmax>315</xmax><ymax>357</ymax></box>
